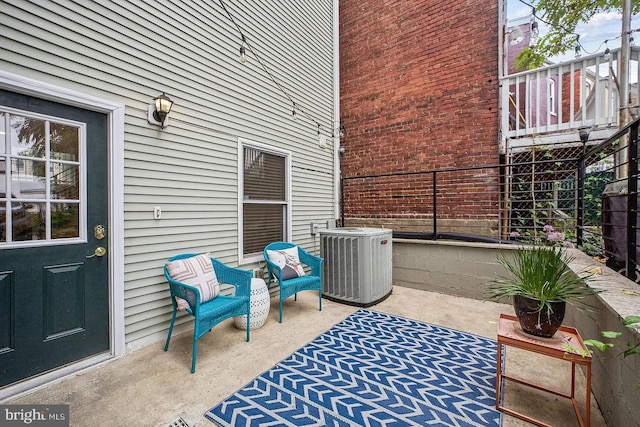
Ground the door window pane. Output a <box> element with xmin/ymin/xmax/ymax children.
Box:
<box><xmin>11</xmin><ymin>159</ymin><xmax>46</xmax><ymax>198</ymax></box>
<box><xmin>51</xmin><ymin>203</ymin><xmax>79</xmax><ymax>239</ymax></box>
<box><xmin>0</xmin><ymin>108</ymin><xmax>83</xmax><ymax>244</ymax></box>
<box><xmin>12</xmin><ymin>201</ymin><xmax>43</xmax><ymax>241</ymax></box>
<box><xmin>51</xmin><ymin>163</ymin><xmax>79</xmax><ymax>200</ymax></box>
<box><xmin>50</xmin><ymin>123</ymin><xmax>79</xmax><ymax>161</ymax></box>
<box><xmin>10</xmin><ymin>115</ymin><xmax>45</xmax><ymax>158</ymax></box>
<box><xmin>0</xmin><ymin>202</ymin><xmax>5</xmax><ymax>241</ymax></box>
<box><xmin>0</xmin><ymin>113</ymin><xmax>5</xmax><ymax>155</ymax></box>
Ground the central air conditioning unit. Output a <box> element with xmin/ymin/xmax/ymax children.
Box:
<box><xmin>320</xmin><ymin>227</ymin><xmax>393</xmax><ymax>306</ymax></box>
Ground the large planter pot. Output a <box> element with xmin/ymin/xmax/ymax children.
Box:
<box><xmin>513</xmin><ymin>295</ymin><xmax>566</xmax><ymax>338</ymax></box>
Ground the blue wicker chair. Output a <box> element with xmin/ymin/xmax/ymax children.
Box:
<box><xmin>164</xmin><ymin>254</ymin><xmax>252</xmax><ymax>373</ymax></box>
<box><xmin>263</xmin><ymin>242</ymin><xmax>323</xmax><ymax>323</ymax></box>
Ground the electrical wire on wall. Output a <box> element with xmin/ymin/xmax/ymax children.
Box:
<box><xmin>218</xmin><ymin>0</ymin><xmax>335</xmax><ymax>137</ymax></box>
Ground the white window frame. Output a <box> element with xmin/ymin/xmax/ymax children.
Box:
<box><xmin>549</xmin><ymin>79</ymin><xmax>557</xmax><ymax>116</ymax></box>
<box><xmin>237</xmin><ymin>138</ymin><xmax>292</xmax><ymax>264</ymax></box>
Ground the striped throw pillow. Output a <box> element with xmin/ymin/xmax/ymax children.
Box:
<box><xmin>166</xmin><ymin>253</ymin><xmax>220</xmax><ymax>310</ymax></box>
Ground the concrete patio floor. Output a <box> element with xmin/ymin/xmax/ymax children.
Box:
<box><xmin>4</xmin><ymin>286</ymin><xmax>606</xmax><ymax>427</ymax></box>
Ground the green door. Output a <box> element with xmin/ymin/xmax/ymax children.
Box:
<box><xmin>0</xmin><ymin>90</ymin><xmax>110</xmax><ymax>388</ymax></box>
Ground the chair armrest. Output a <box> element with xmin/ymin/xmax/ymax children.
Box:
<box><xmin>264</xmin><ymin>258</ymin><xmax>283</xmax><ymax>283</ymax></box>
<box><xmin>298</xmin><ymin>247</ymin><xmax>324</xmax><ymax>278</ymax></box>
<box><xmin>164</xmin><ymin>268</ymin><xmax>201</xmax><ymax>312</ymax></box>
<box><xmin>211</xmin><ymin>258</ymin><xmax>252</xmax><ymax>297</ymax></box>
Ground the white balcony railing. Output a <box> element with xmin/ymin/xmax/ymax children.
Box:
<box><xmin>501</xmin><ymin>47</ymin><xmax>639</xmax><ymax>150</ymax></box>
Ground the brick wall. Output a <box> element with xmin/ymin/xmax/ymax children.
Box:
<box><xmin>561</xmin><ymin>70</ymin><xmax>582</xmax><ymax>122</ymax></box>
<box><xmin>339</xmin><ymin>0</ymin><xmax>501</xmax><ymax>231</ymax></box>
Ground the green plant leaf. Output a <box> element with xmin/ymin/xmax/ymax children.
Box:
<box><xmin>601</xmin><ymin>331</ymin><xmax>622</xmax><ymax>339</ymax></box>
<box><xmin>584</xmin><ymin>339</ymin><xmax>613</xmax><ymax>353</ymax></box>
<box><xmin>485</xmin><ymin>246</ymin><xmax>601</xmax><ymax>313</ymax></box>
<box><xmin>623</xmin><ymin>316</ymin><xmax>640</xmax><ymax>328</ymax></box>
<box><xmin>623</xmin><ymin>344</ymin><xmax>640</xmax><ymax>358</ymax></box>
<box><xmin>565</xmin><ymin>344</ymin><xmax>592</xmax><ymax>357</ymax></box>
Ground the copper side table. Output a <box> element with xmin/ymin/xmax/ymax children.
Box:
<box><xmin>496</xmin><ymin>314</ymin><xmax>592</xmax><ymax>427</ymax></box>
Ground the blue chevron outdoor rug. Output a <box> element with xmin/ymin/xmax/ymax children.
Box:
<box><xmin>205</xmin><ymin>309</ymin><xmax>501</xmax><ymax>426</ymax></box>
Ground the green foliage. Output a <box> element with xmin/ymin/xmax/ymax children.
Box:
<box><xmin>579</xmin><ymin>230</ymin><xmax>605</xmax><ymax>257</ymax></box>
<box><xmin>583</xmin><ymin>171</ymin><xmax>613</xmax><ymax>226</ymax></box>
<box><xmin>51</xmin><ymin>211</ymin><xmax>74</xmax><ymax>228</ymax></box>
<box><xmin>623</xmin><ymin>316</ymin><xmax>640</xmax><ymax>327</ymax></box>
<box><xmin>586</xmin><ymin>324</ymin><xmax>640</xmax><ymax>357</ymax></box>
<box><xmin>574</xmin><ymin>316</ymin><xmax>640</xmax><ymax>389</ymax></box>
<box><xmin>515</xmin><ymin>0</ymin><xmax>640</xmax><ymax>70</ymax></box>
<box><xmin>602</xmin><ymin>330</ymin><xmax>623</xmax><ymax>339</ymax></box>
<box><xmin>486</xmin><ymin>245</ymin><xmax>601</xmax><ymax>314</ymax></box>
<box><xmin>582</xmin><ymin>339</ymin><xmax>615</xmax><ymax>353</ymax></box>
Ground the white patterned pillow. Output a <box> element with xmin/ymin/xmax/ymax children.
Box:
<box><xmin>166</xmin><ymin>253</ymin><xmax>220</xmax><ymax>311</ymax></box>
<box><xmin>266</xmin><ymin>247</ymin><xmax>306</xmax><ymax>280</ymax></box>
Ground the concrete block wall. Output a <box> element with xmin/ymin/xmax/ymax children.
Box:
<box><xmin>563</xmin><ymin>250</ymin><xmax>640</xmax><ymax>427</ymax></box>
<box><xmin>392</xmin><ymin>238</ymin><xmax>640</xmax><ymax>427</ymax></box>
<box><xmin>392</xmin><ymin>238</ymin><xmax>513</xmax><ymax>300</ymax></box>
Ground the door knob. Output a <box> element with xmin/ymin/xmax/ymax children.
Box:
<box><xmin>86</xmin><ymin>247</ymin><xmax>107</xmax><ymax>258</ymax></box>
<box><xmin>94</xmin><ymin>225</ymin><xmax>106</xmax><ymax>240</ymax></box>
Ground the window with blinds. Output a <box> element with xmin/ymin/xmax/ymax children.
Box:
<box><xmin>241</xmin><ymin>143</ymin><xmax>289</xmax><ymax>258</ymax></box>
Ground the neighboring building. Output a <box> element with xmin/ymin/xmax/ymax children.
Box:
<box><xmin>0</xmin><ymin>1</ymin><xmax>339</xmax><ymax>394</ymax></box>
<box><xmin>504</xmin><ymin>23</ymin><xmax>613</xmax><ymax>142</ymax></box>
<box><xmin>338</xmin><ymin>1</ymin><xmax>634</xmax><ymax>237</ymax></box>
<box><xmin>505</xmin><ymin>22</ymin><xmax>560</xmax><ymax>131</ymax></box>
<box><xmin>339</xmin><ymin>0</ymin><xmax>501</xmax><ymax>233</ymax></box>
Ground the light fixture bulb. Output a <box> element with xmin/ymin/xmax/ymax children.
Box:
<box><xmin>531</xmin><ymin>21</ymin><xmax>539</xmax><ymax>39</ymax></box>
<box><xmin>575</xmin><ymin>44</ymin><xmax>581</xmax><ymax>58</ymax></box>
<box><xmin>578</xmin><ymin>126</ymin><xmax>591</xmax><ymax>144</ymax></box>
<box><xmin>603</xmin><ymin>42</ymin><xmax>611</xmax><ymax>61</ymax></box>
<box><xmin>152</xmin><ymin>92</ymin><xmax>173</xmax><ymax>129</ymax></box>
<box><xmin>239</xmin><ymin>45</ymin><xmax>246</xmax><ymax>63</ymax></box>
<box><xmin>239</xmin><ymin>34</ymin><xmax>247</xmax><ymax>63</ymax></box>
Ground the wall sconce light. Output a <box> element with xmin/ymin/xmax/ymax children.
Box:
<box><xmin>147</xmin><ymin>92</ymin><xmax>174</xmax><ymax>129</ymax></box>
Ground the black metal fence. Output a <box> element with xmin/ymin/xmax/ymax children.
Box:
<box><xmin>583</xmin><ymin>119</ymin><xmax>639</xmax><ymax>281</ymax></box>
<box><xmin>341</xmin><ymin>118</ymin><xmax>640</xmax><ymax>283</ymax></box>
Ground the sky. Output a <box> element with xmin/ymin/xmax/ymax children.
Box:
<box><xmin>507</xmin><ymin>0</ymin><xmax>639</xmax><ymax>64</ymax></box>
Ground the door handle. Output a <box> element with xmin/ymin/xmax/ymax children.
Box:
<box><xmin>86</xmin><ymin>247</ymin><xmax>107</xmax><ymax>258</ymax></box>
<box><xmin>94</xmin><ymin>225</ymin><xmax>106</xmax><ymax>240</ymax></box>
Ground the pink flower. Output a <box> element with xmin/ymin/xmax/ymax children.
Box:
<box><xmin>546</xmin><ymin>231</ymin><xmax>566</xmax><ymax>242</ymax></box>
<box><xmin>562</xmin><ymin>241</ymin><xmax>575</xmax><ymax>248</ymax></box>
<box><xmin>510</xmin><ymin>231</ymin><xmax>521</xmax><ymax>238</ymax></box>
<box><xmin>543</xmin><ymin>224</ymin><xmax>555</xmax><ymax>233</ymax></box>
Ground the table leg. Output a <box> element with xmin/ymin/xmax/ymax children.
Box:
<box><xmin>495</xmin><ymin>341</ymin><xmax>503</xmax><ymax>408</ymax></box>
<box><xmin>586</xmin><ymin>363</ymin><xmax>591</xmax><ymax>427</ymax></box>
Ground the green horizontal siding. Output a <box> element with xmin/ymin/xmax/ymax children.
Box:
<box><xmin>1</xmin><ymin>0</ymin><xmax>336</xmax><ymax>347</ymax></box>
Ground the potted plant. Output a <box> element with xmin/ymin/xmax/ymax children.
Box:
<box><xmin>486</xmin><ymin>244</ymin><xmax>602</xmax><ymax>338</ymax></box>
